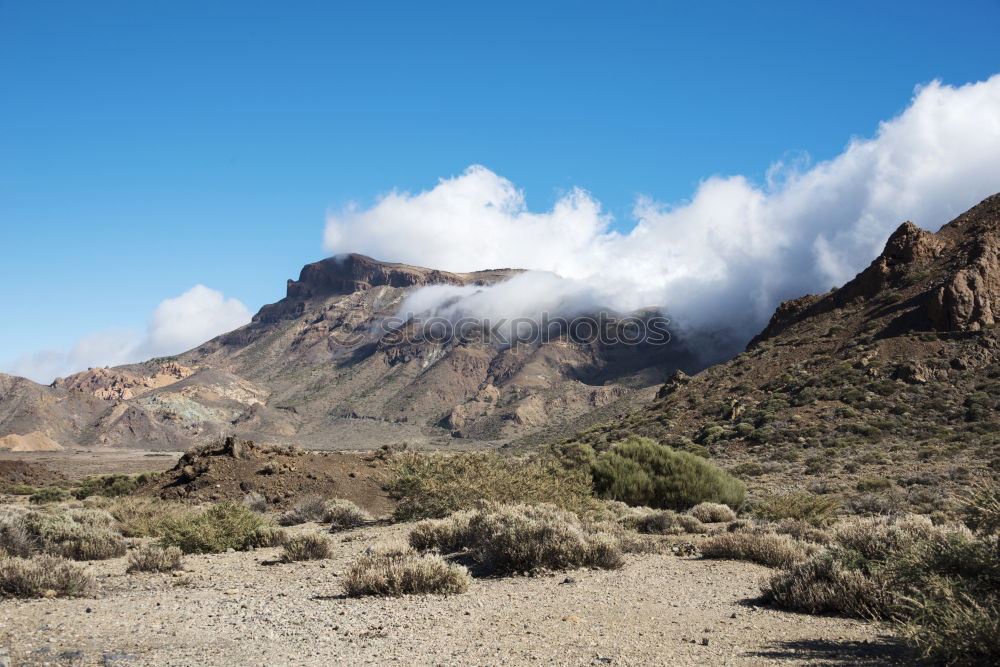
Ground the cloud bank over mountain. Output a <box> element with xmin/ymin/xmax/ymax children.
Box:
<box><xmin>4</xmin><ymin>286</ymin><xmax>250</xmax><ymax>384</ymax></box>
<box><xmin>325</xmin><ymin>76</ymin><xmax>1000</xmax><ymax>349</ymax></box>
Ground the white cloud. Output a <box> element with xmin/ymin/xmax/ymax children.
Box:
<box><xmin>325</xmin><ymin>75</ymin><xmax>1000</xmax><ymax>354</ymax></box>
<box><xmin>3</xmin><ymin>285</ymin><xmax>251</xmax><ymax>384</ymax></box>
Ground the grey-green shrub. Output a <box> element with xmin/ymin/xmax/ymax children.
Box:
<box><xmin>157</xmin><ymin>501</ymin><xmax>270</xmax><ymax>554</ymax></box>
<box><xmin>701</xmin><ymin>532</ymin><xmax>815</xmax><ymax>568</ymax></box>
<box><xmin>343</xmin><ymin>546</ymin><xmax>470</xmax><ymax>597</ymax></box>
<box><xmin>127</xmin><ymin>545</ymin><xmax>183</xmax><ymax>573</ymax></box>
<box><xmin>689</xmin><ymin>502</ymin><xmax>737</xmax><ymax>523</ymax></box>
<box><xmin>282</xmin><ymin>534</ymin><xmax>333</xmax><ymax>561</ymax></box>
<box><xmin>410</xmin><ymin>504</ymin><xmax>625</xmax><ymax>574</ymax></box>
<box><xmin>325</xmin><ymin>499</ymin><xmax>370</xmax><ymax>531</ymax></box>
<box><xmin>0</xmin><ymin>555</ymin><xmax>95</xmax><ymax>598</ymax></box>
<box><xmin>591</xmin><ymin>437</ymin><xmax>745</xmax><ymax>511</ymax></box>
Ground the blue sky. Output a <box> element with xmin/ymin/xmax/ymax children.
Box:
<box><xmin>2</xmin><ymin>0</ymin><xmax>1000</xmax><ymax>380</ymax></box>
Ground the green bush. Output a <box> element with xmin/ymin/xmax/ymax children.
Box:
<box><xmin>157</xmin><ymin>501</ymin><xmax>271</xmax><ymax>554</ymax></box>
<box><xmin>72</xmin><ymin>472</ymin><xmax>157</xmax><ymax>500</ymax></box>
<box><xmin>388</xmin><ymin>451</ymin><xmax>594</xmax><ymax>521</ymax></box>
<box><xmin>29</xmin><ymin>487</ymin><xmax>69</xmax><ymax>504</ymax></box>
<box><xmin>10</xmin><ymin>508</ymin><xmax>125</xmax><ymax>561</ymax></box>
<box><xmin>590</xmin><ymin>437</ymin><xmax>745</xmax><ymax>510</ymax></box>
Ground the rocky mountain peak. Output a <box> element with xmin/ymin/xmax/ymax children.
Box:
<box><xmin>751</xmin><ymin>192</ymin><xmax>1000</xmax><ymax>346</ymax></box>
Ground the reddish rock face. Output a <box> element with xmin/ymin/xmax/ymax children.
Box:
<box><xmin>752</xmin><ymin>193</ymin><xmax>1000</xmax><ymax>347</ymax></box>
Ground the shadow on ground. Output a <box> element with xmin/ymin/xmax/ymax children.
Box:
<box><xmin>747</xmin><ymin>636</ymin><xmax>915</xmax><ymax>665</ymax></box>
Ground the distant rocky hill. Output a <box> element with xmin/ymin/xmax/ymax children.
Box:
<box><xmin>576</xmin><ymin>193</ymin><xmax>1000</xmax><ymax>504</ymax></box>
<box><xmin>0</xmin><ymin>254</ymin><xmax>693</xmax><ymax>450</ymax></box>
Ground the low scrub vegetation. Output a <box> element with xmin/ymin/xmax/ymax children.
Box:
<box><xmin>0</xmin><ymin>555</ymin><xmax>95</xmax><ymax>598</ymax></box>
<box><xmin>93</xmin><ymin>496</ymin><xmax>198</xmax><ymax>538</ymax></box>
<box><xmin>157</xmin><ymin>501</ymin><xmax>273</xmax><ymax>554</ymax></box>
<box><xmin>750</xmin><ymin>493</ymin><xmax>840</xmax><ymax>527</ymax></box>
<box><xmin>590</xmin><ymin>437</ymin><xmax>745</xmax><ymax>511</ymax></box>
<box><xmin>409</xmin><ymin>503</ymin><xmax>625</xmax><ymax>574</ymax></box>
<box><xmin>127</xmin><ymin>545</ymin><xmax>183</xmax><ymax>573</ymax></box>
<box><xmin>688</xmin><ymin>502</ymin><xmax>737</xmax><ymax>523</ymax></box>
<box><xmin>701</xmin><ymin>532</ymin><xmax>816</xmax><ymax>568</ymax></box>
<box><xmin>282</xmin><ymin>534</ymin><xmax>332</xmax><ymax>561</ymax></box>
<box><xmin>72</xmin><ymin>472</ymin><xmax>157</xmax><ymax>500</ymax></box>
<box><xmin>760</xmin><ymin>481</ymin><xmax>1000</xmax><ymax>665</ymax></box>
<box><xmin>388</xmin><ymin>451</ymin><xmax>594</xmax><ymax>521</ymax></box>
<box><xmin>325</xmin><ymin>499</ymin><xmax>371</xmax><ymax>531</ymax></box>
<box><xmin>343</xmin><ymin>546</ymin><xmax>470</xmax><ymax>597</ymax></box>
<box><xmin>1</xmin><ymin>506</ymin><xmax>126</xmax><ymax>561</ymax></box>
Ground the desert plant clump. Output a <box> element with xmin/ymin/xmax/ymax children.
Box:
<box><xmin>388</xmin><ymin>451</ymin><xmax>595</xmax><ymax>521</ymax></box>
<box><xmin>244</xmin><ymin>525</ymin><xmax>289</xmax><ymax>549</ymax></box>
<box><xmin>701</xmin><ymin>532</ymin><xmax>816</xmax><ymax>569</ymax></box>
<box><xmin>0</xmin><ymin>555</ymin><xmax>95</xmax><ymax>598</ymax></box>
<box><xmin>241</xmin><ymin>492</ymin><xmax>269</xmax><ymax>513</ymax></box>
<box><xmin>29</xmin><ymin>487</ymin><xmax>69</xmax><ymax>504</ymax></box>
<box><xmin>325</xmin><ymin>499</ymin><xmax>371</xmax><ymax>531</ymax></box>
<box><xmin>126</xmin><ymin>545</ymin><xmax>183</xmax><ymax>573</ymax></box>
<box><xmin>96</xmin><ymin>497</ymin><xmax>198</xmax><ymax>538</ymax></box>
<box><xmin>278</xmin><ymin>495</ymin><xmax>329</xmax><ymax>526</ymax></box>
<box><xmin>282</xmin><ymin>534</ymin><xmax>333</xmax><ymax>561</ymax></box>
<box><xmin>410</xmin><ymin>503</ymin><xmax>625</xmax><ymax>574</ymax></box>
<box><xmin>590</xmin><ymin>437</ymin><xmax>745</xmax><ymax>511</ymax></box>
<box><xmin>767</xmin><ymin>554</ymin><xmax>894</xmax><ymax>618</ymax></box>
<box><xmin>343</xmin><ymin>546</ymin><xmax>470</xmax><ymax>597</ymax></box>
<box><xmin>750</xmin><ymin>493</ymin><xmax>840</xmax><ymax>527</ymax></box>
<box><xmin>7</xmin><ymin>507</ymin><xmax>126</xmax><ymax>561</ymax></box>
<box><xmin>629</xmin><ymin>509</ymin><xmax>704</xmax><ymax>535</ymax></box>
<box><xmin>688</xmin><ymin>502</ymin><xmax>738</xmax><ymax>523</ymax></box>
<box><xmin>157</xmin><ymin>501</ymin><xmax>271</xmax><ymax>554</ymax></box>
<box><xmin>408</xmin><ymin>512</ymin><xmax>474</xmax><ymax>553</ymax></box>
<box><xmin>72</xmin><ymin>472</ymin><xmax>157</xmax><ymax>499</ymax></box>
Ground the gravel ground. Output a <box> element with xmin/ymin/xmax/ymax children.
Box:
<box><xmin>0</xmin><ymin>524</ymin><xmax>911</xmax><ymax>666</ymax></box>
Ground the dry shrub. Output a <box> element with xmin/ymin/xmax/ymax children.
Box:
<box><xmin>388</xmin><ymin>451</ymin><xmax>595</xmax><ymax>521</ymax></box>
<box><xmin>689</xmin><ymin>502</ymin><xmax>737</xmax><ymax>523</ymax></box>
<box><xmin>632</xmin><ymin>509</ymin><xmax>705</xmax><ymax>535</ymax></box>
<box><xmin>241</xmin><ymin>492</ymin><xmax>269</xmax><ymax>513</ymax></box>
<box><xmin>127</xmin><ymin>545</ymin><xmax>183</xmax><ymax>573</ymax></box>
<box><xmin>961</xmin><ymin>475</ymin><xmax>1000</xmax><ymax>534</ymax></box>
<box><xmin>0</xmin><ymin>555</ymin><xmax>95</xmax><ymax>598</ymax></box>
<box><xmin>408</xmin><ymin>511</ymin><xmax>474</xmax><ymax>553</ymax></box>
<box><xmin>750</xmin><ymin>493</ymin><xmax>840</xmax><ymax>527</ymax></box>
<box><xmin>0</xmin><ymin>507</ymin><xmax>35</xmax><ymax>558</ymax></box>
<box><xmin>97</xmin><ymin>497</ymin><xmax>198</xmax><ymax>538</ymax></box>
<box><xmin>278</xmin><ymin>495</ymin><xmax>329</xmax><ymax>526</ymax></box>
<box><xmin>282</xmin><ymin>534</ymin><xmax>333</xmax><ymax>561</ymax></box>
<box><xmin>832</xmin><ymin>515</ymin><xmax>956</xmax><ymax>562</ymax></box>
<box><xmin>343</xmin><ymin>546</ymin><xmax>470</xmax><ymax>597</ymax></box>
<box><xmin>768</xmin><ymin>555</ymin><xmax>894</xmax><ymax>618</ymax></box>
<box><xmin>701</xmin><ymin>532</ymin><xmax>816</xmax><ymax>568</ymax></box>
<box><xmin>8</xmin><ymin>508</ymin><xmax>126</xmax><ymax>561</ymax></box>
<box><xmin>409</xmin><ymin>504</ymin><xmax>625</xmax><ymax>574</ymax></box>
<box><xmin>244</xmin><ymin>525</ymin><xmax>289</xmax><ymax>549</ymax></box>
<box><xmin>770</xmin><ymin>518</ymin><xmax>833</xmax><ymax>544</ymax></box>
<box><xmin>325</xmin><ymin>499</ymin><xmax>371</xmax><ymax>531</ymax></box>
